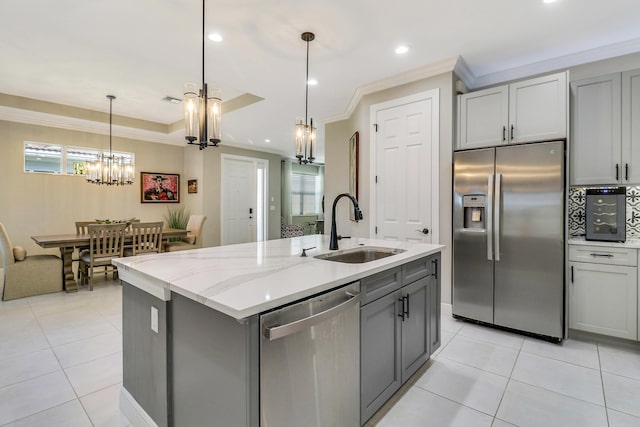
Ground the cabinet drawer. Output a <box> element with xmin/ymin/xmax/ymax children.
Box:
<box><xmin>360</xmin><ymin>267</ymin><xmax>402</xmax><ymax>305</ymax></box>
<box><xmin>568</xmin><ymin>245</ymin><xmax>637</xmax><ymax>266</ymax></box>
<box><xmin>402</xmin><ymin>256</ymin><xmax>432</xmax><ymax>284</ymax></box>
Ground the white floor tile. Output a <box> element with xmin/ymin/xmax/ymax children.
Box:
<box><xmin>378</xmin><ymin>386</ymin><xmax>493</xmax><ymax>427</ymax></box>
<box><xmin>438</xmin><ymin>335</ymin><xmax>519</xmax><ymax>377</ymax></box>
<box><xmin>521</xmin><ymin>337</ymin><xmax>600</xmax><ymax>370</ymax></box>
<box><xmin>600</xmin><ymin>346</ymin><xmax>640</xmax><ymax>381</ymax></box>
<box><xmin>603</xmin><ymin>373</ymin><xmax>640</xmax><ymax>418</ymax></box>
<box><xmin>431</xmin><ymin>330</ymin><xmax>455</xmax><ymax>358</ymax></box>
<box><xmin>0</xmin><ymin>371</ymin><xmax>76</xmax><ymax>425</ymax></box>
<box><xmin>458</xmin><ymin>323</ymin><xmax>524</xmax><ymax>350</ymax></box>
<box><xmin>64</xmin><ymin>352</ymin><xmax>123</xmax><ymax>397</ymax></box>
<box><xmin>496</xmin><ymin>380</ymin><xmax>608</xmax><ymax>427</ymax></box>
<box><xmin>511</xmin><ymin>352</ymin><xmax>604</xmax><ymax>405</ymax></box>
<box><xmin>608</xmin><ymin>409</ymin><xmax>640</xmax><ymax>427</ymax></box>
<box><xmin>0</xmin><ymin>312</ymin><xmax>49</xmax><ymax>362</ymax></box>
<box><xmin>491</xmin><ymin>419</ymin><xmax>518</xmax><ymax>427</ymax></box>
<box><xmin>441</xmin><ymin>314</ymin><xmax>465</xmax><ymax>334</ymax></box>
<box><xmin>80</xmin><ymin>383</ymin><xmax>130</xmax><ymax>427</ymax></box>
<box><xmin>2</xmin><ymin>400</ymin><xmax>92</xmax><ymax>427</ymax></box>
<box><xmin>415</xmin><ymin>357</ymin><xmax>508</xmax><ymax>416</ymax></box>
<box><xmin>38</xmin><ymin>307</ymin><xmax>118</xmax><ymax>347</ymax></box>
<box><xmin>53</xmin><ymin>331</ymin><xmax>122</xmax><ymax>368</ymax></box>
<box><xmin>0</xmin><ymin>349</ymin><xmax>61</xmax><ymax>389</ymax></box>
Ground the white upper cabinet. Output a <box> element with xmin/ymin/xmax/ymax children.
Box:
<box><xmin>457</xmin><ymin>72</ymin><xmax>568</xmax><ymax>150</ymax></box>
<box><xmin>570</xmin><ymin>73</ymin><xmax>621</xmax><ymax>185</ymax></box>
<box><xmin>571</xmin><ymin>68</ymin><xmax>640</xmax><ymax>185</ymax></box>
<box><xmin>458</xmin><ymin>86</ymin><xmax>509</xmax><ymax>150</ymax></box>
<box><xmin>622</xmin><ymin>69</ymin><xmax>640</xmax><ymax>184</ymax></box>
<box><xmin>509</xmin><ymin>72</ymin><xmax>567</xmax><ymax>144</ymax></box>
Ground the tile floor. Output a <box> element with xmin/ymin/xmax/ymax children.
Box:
<box><xmin>1</xmin><ymin>279</ymin><xmax>640</xmax><ymax>426</ymax></box>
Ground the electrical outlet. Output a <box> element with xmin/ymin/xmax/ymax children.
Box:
<box><xmin>151</xmin><ymin>306</ymin><xmax>159</xmax><ymax>333</ymax></box>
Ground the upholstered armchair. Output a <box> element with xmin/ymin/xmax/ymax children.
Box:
<box><xmin>164</xmin><ymin>215</ymin><xmax>207</xmax><ymax>252</ymax></box>
<box><xmin>0</xmin><ymin>223</ymin><xmax>63</xmax><ymax>300</ymax></box>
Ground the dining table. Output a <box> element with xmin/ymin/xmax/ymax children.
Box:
<box><xmin>31</xmin><ymin>227</ymin><xmax>188</xmax><ymax>293</ymax></box>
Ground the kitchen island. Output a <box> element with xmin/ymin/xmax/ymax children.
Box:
<box><xmin>113</xmin><ymin>235</ymin><xmax>443</xmax><ymax>427</ymax></box>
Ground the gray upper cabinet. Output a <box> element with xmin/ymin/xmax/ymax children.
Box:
<box><xmin>571</xmin><ymin>69</ymin><xmax>640</xmax><ymax>185</ymax></box>
<box><xmin>457</xmin><ymin>72</ymin><xmax>567</xmax><ymax>150</ymax></box>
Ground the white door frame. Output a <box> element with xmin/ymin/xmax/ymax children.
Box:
<box><xmin>220</xmin><ymin>154</ymin><xmax>269</xmax><ymax>244</ymax></box>
<box><xmin>369</xmin><ymin>89</ymin><xmax>440</xmax><ymax>243</ymax></box>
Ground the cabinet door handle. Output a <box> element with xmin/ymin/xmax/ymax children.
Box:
<box><xmin>405</xmin><ymin>294</ymin><xmax>410</xmax><ymax>319</ymax></box>
<box><xmin>510</xmin><ymin>125</ymin><xmax>514</xmax><ymax>140</ymax></box>
<box><xmin>570</xmin><ymin>265</ymin><xmax>574</xmax><ymax>283</ymax></box>
<box><xmin>626</xmin><ymin>163</ymin><xmax>629</xmax><ymax>181</ymax></box>
<box><xmin>590</xmin><ymin>253</ymin><xmax>613</xmax><ymax>258</ymax></box>
<box><xmin>616</xmin><ymin>164</ymin><xmax>619</xmax><ymax>181</ymax></box>
<box><xmin>502</xmin><ymin>126</ymin><xmax>506</xmax><ymax>141</ymax></box>
<box><xmin>398</xmin><ymin>297</ymin><xmax>406</xmax><ymax>321</ymax></box>
<box><xmin>432</xmin><ymin>258</ymin><xmax>439</xmax><ymax>280</ymax></box>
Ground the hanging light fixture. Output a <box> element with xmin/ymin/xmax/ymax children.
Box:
<box><xmin>85</xmin><ymin>95</ymin><xmax>135</xmax><ymax>186</ymax></box>
<box><xmin>183</xmin><ymin>0</ymin><xmax>222</xmax><ymax>150</ymax></box>
<box><xmin>295</xmin><ymin>31</ymin><xmax>316</xmax><ymax>165</ymax></box>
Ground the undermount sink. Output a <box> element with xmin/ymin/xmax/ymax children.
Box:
<box><xmin>314</xmin><ymin>246</ymin><xmax>406</xmax><ymax>264</ymax></box>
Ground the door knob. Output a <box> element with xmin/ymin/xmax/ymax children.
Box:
<box><xmin>416</xmin><ymin>228</ymin><xmax>429</xmax><ymax>235</ymax></box>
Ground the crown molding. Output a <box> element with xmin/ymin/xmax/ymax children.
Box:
<box><xmin>322</xmin><ymin>57</ymin><xmax>458</xmax><ymax>123</ymax></box>
<box><xmin>470</xmin><ymin>37</ymin><xmax>640</xmax><ymax>89</ymax></box>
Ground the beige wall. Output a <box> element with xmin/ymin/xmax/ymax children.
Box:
<box><xmin>324</xmin><ymin>72</ymin><xmax>456</xmax><ymax>303</ymax></box>
<box><xmin>0</xmin><ymin>120</ymin><xmax>184</xmax><ymax>258</ymax></box>
<box><xmin>0</xmin><ymin>120</ymin><xmax>282</xmax><ymax>264</ymax></box>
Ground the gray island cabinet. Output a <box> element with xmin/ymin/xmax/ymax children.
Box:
<box><xmin>113</xmin><ymin>236</ymin><xmax>443</xmax><ymax>427</ymax></box>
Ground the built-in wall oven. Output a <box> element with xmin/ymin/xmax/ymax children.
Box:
<box><xmin>586</xmin><ymin>187</ymin><xmax>626</xmax><ymax>242</ymax></box>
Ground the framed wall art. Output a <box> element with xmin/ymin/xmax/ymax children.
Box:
<box><xmin>349</xmin><ymin>131</ymin><xmax>359</xmax><ymax>220</ymax></box>
<box><xmin>188</xmin><ymin>179</ymin><xmax>198</xmax><ymax>194</ymax></box>
<box><xmin>141</xmin><ymin>172</ymin><xmax>180</xmax><ymax>203</ymax></box>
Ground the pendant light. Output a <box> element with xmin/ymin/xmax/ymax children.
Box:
<box><xmin>85</xmin><ymin>95</ymin><xmax>135</xmax><ymax>186</ymax></box>
<box><xmin>295</xmin><ymin>32</ymin><xmax>316</xmax><ymax>165</ymax></box>
<box><xmin>183</xmin><ymin>0</ymin><xmax>222</xmax><ymax>150</ymax></box>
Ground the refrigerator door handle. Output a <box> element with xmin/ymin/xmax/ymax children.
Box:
<box><xmin>487</xmin><ymin>174</ymin><xmax>494</xmax><ymax>261</ymax></box>
<box><xmin>494</xmin><ymin>173</ymin><xmax>502</xmax><ymax>262</ymax></box>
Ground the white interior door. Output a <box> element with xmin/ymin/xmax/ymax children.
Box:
<box><xmin>371</xmin><ymin>90</ymin><xmax>439</xmax><ymax>243</ymax></box>
<box><xmin>221</xmin><ymin>155</ymin><xmax>268</xmax><ymax>245</ymax></box>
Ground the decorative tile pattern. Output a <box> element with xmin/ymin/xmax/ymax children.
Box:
<box><xmin>568</xmin><ymin>186</ymin><xmax>640</xmax><ymax>238</ymax></box>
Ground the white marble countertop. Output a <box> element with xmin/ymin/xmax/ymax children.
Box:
<box><xmin>568</xmin><ymin>236</ymin><xmax>640</xmax><ymax>249</ymax></box>
<box><xmin>113</xmin><ymin>235</ymin><xmax>444</xmax><ymax>320</ymax></box>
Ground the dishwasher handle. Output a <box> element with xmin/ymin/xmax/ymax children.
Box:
<box><xmin>263</xmin><ymin>291</ymin><xmax>361</xmax><ymax>341</ymax></box>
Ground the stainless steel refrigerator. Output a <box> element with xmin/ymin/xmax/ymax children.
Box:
<box><xmin>452</xmin><ymin>141</ymin><xmax>565</xmax><ymax>340</ymax></box>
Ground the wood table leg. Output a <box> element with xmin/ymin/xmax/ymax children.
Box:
<box><xmin>60</xmin><ymin>247</ymin><xmax>78</xmax><ymax>292</ymax></box>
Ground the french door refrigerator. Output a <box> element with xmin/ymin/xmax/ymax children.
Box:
<box><xmin>452</xmin><ymin>140</ymin><xmax>565</xmax><ymax>340</ymax></box>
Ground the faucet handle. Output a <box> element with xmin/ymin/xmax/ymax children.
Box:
<box><xmin>300</xmin><ymin>246</ymin><xmax>316</xmax><ymax>257</ymax></box>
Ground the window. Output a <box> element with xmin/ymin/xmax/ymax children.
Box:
<box><xmin>291</xmin><ymin>165</ymin><xmax>323</xmax><ymax>215</ymax></box>
<box><xmin>24</xmin><ymin>142</ymin><xmax>134</xmax><ymax>177</ymax></box>
<box><xmin>24</xmin><ymin>142</ymin><xmax>63</xmax><ymax>173</ymax></box>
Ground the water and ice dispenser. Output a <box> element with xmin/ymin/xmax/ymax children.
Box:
<box><xmin>463</xmin><ymin>195</ymin><xmax>486</xmax><ymax>230</ymax></box>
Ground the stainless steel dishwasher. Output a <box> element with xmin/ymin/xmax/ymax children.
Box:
<box><xmin>260</xmin><ymin>281</ymin><xmax>360</xmax><ymax>427</ymax></box>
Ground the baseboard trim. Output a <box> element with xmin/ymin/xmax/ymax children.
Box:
<box><xmin>120</xmin><ymin>387</ymin><xmax>159</xmax><ymax>427</ymax></box>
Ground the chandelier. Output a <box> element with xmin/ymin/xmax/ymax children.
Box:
<box><xmin>183</xmin><ymin>0</ymin><xmax>222</xmax><ymax>150</ymax></box>
<box><xmin>85</xmin><ymin>95</ymin><xmax>135</xmax><ymax>185</ymax></box>
<box><xmin>295</xmin><ymin>32</ymin><xmax>316</xmax><ymax>165</ymax></box>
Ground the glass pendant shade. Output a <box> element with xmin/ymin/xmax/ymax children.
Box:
<box><xmin>207</xmin><ymin>94</ymin><xmax>222</xmax><ymax>144</ymax></box>
<box><xmin>183</xmin><ymin>82</ymin><xmax>199</xmax><ymax>143</ymax></box>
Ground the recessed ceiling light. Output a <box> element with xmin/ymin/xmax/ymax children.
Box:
<box><xmin>543</xmin><ymin>0</ymin><xmax>557</xmax><ymax>3</ymax></box>
<box><xmin>307</xmin><ymin>79</ymin><xmax>318</xmax><ymax>86</ymax></box>
<box><xmin>395</xmin><ymin>45</ymin><xmax>409</xmax><ymax>55</ymax></box>
<box><xmin>264</xmin><ymin>139</ymin><xmax>271</xmax><ymax>143</ymax></box>
<box><xmin>208</xmin><ymin>33</ymin><xmax>223</xmax><ymax>42</ymax></box>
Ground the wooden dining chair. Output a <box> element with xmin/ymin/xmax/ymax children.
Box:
<box><xmin>124</xmin><ymin>222</ymin><xmax>164</xmax><ymax>256</ymax></box>
<box><xmin>79</xmin><ymin>223</ymin><xmax>127</xmax><ymax>290</ymax></box>
<box><xmin>74</xmin><ymin>221</ymin><xmax>96</xmax><ymax>278</ymax></box>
